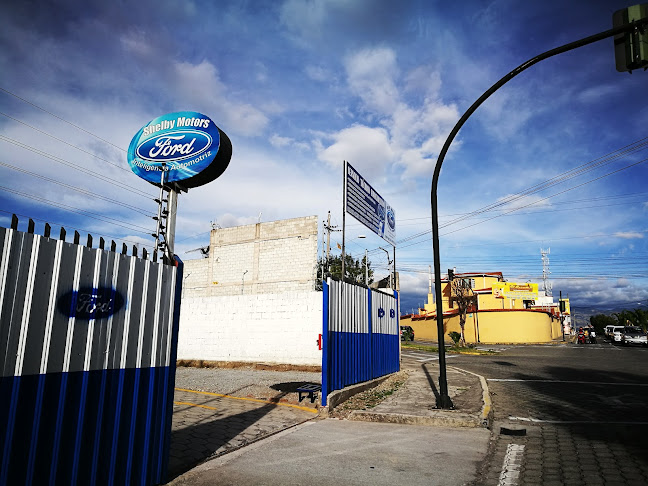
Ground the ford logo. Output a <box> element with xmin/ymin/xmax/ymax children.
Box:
<box><xmin>387</xmin><ymin>209</ymin><xmax>395</xmax><ymax>230</ymax></box>
<box><xmin>136</xmin><ymin>130</ymin><xmax>212</xmax><ymax>163</ymax></box>
<box><xmin>57</xmin><ymin>286</ymin><xmax>125</xmax><ymax>320</ymax></box>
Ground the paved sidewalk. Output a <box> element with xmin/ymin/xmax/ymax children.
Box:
<box><xmin>167</xmin><ymin>357</ymin><xmax>493</xmax><ymax>485</ymax></box>
<box><xmin>168</xmin><ymin>387</ymin><xmax>318</xmax><ymax>480</ymax></box>
<box><xmin>348</xmin><ymin>361</ymin><xmax>491</xmax><ymax>428</ymax></box>
<box><xmin>168</xmin><ymin>419</ymin><xmax>490</xmax><ymax>486</ymax></box>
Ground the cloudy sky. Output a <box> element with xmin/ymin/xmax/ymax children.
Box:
<box><xmin>1</xmin><ymin>0</ymin><xmax>647</xmax><ymax>313</ymax></box>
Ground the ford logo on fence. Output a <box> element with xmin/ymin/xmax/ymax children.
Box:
<box><xmin>127</xmin><ymin>111</ymin><xmax>232</xmax><ymax>188</ymax></box>
<box><xmin>136</xmin><ymin>131</ymin><xmax>212</xmax><ymax>163</ymax></box>
<box><xmin>57</xmin><ymin>287</ymin><xmax>125</xmax><ymax>320</ymax></box>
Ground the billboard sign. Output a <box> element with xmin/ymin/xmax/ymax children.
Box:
<box><xmin>492</xmin><ymin>282</ymin><xmax>538</xmax><ymax>300</ymax></box>
<box><xmin>127</xmin><ymin>111</ymin><xmax>232</xmax><ymax>188</ymax></box>
<box><xmin>345</xmin><ymin>162</ymin><xmax>396</xmax><ymax>246</ymax></box>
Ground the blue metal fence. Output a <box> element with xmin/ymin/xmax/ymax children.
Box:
<box><xmin>0</xmin><ymin>223</ymin><xmax>181</xmax><ymax>486</ymax></box>
<box><xmin>321</xmin><ymin>278</ymin><xmax>399</xmax><ymax>406</ymax></box>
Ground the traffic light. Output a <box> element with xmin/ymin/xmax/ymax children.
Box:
<box><xmin>613</xmin><ymin>3</ymin><xmax>648</xmax><ymax>72</ymax></box>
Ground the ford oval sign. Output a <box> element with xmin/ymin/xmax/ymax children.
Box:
<box><xmin>127</xmin><ymin>111</ymin><xmax>232</xmax><ymax>188</ymax></box>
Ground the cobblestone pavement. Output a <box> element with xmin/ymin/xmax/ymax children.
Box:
<box><xmin>167</xmin><ymin>369</ymin><xmax>319</xmax><ymax>482</ymax></box>
<box><xmin>448</xmin><ymin>342</ymin><xmax>648</xmax><ymax>485</ymax></box>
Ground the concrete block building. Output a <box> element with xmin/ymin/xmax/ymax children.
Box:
<box><xmin>178</xmin><ymin>216</ymin><xmax>322</xmax><ymax>366</ymax></box>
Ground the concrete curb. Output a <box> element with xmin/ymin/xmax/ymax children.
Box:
<box><xmin>321</xmin><ymin>373</ymin><xmax>395</xmax><ymax>412</ymax></box>
<box><xmin>345</xmin><ymin>366</ymin><xmax>493</xmax><ymax>429</ymax></box>
<box><xmin>449</xmin><ymin>366</ymin><xmax>493</xmax><ymax>428</ymax></box>
<box><xmin>348</xmin><ymin>410</ymin><xmax>482</xmax><ymax>428</ymax></box>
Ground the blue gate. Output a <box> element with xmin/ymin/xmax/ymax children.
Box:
<box><xmin>0</xmin><ymin>222</ymin><xmax>182</xmax><ymax>486</ymax></box>
<box><xmin>321</xmin><ymin>278</ymin><xmax>399</xmax><ymax>406</ymax></box>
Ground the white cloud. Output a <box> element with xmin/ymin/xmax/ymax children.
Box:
<box><xmin>269</xmin><ymin>134</ymin><xmax>311</xmax><ymax>151</ymax></box>
<box><xmin>315</xmin><ymin>124</ymin><xmax>394</xmax><ymax>176</ymax></box>
<box><xmin>171</xmin><ymin>61</ymin><xmax>269</xmax><ymax>136</ymax></box>
<box><xmin>613</xmin><ymin>232</ymin><xmax>644</xmax><ymax>239</ymax></box>
<box><xmin>345</xmin><ymin>47</ymin><xmax>400</xmax><ymax>114</ymax></box>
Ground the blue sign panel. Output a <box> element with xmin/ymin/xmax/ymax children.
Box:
<box><xmin>127</xmin><ymin>111</ymin><xmax>232</xmax><ymax>188</ymax></box>
<box><xmin>345</xmin><ymin>162</ymin><xmax>396</xmax><ymax>246</ymax></box>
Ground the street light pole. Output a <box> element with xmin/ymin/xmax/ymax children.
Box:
<box><xmin>379</xmin><ymin>247</ymin><xmax>393</xmax><ymax>289</ymax></box>
<box><xmin>430</xmin><ymin>17</ymin><xmax>648</xmax><ymax>410</ymax></box>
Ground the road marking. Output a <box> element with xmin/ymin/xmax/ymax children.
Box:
<box><xmin>402</xmin><ymin>352</ymin><xmax>458</xmax><ymax>362</ymax></box>
<box><xmin>508</xmin><ymin>416</ymin><xmax>648</xmax><ymax>425</ymax></box>
<box><xmin>488</xmin><ymin>379</ymin><xmax>648</xmax><ymax>386</ymax></box>
<box><xmin>174</xmin><ymin>401</ymin><xmax>218</xmax><ymax>411</ymax></box>
<box><xmin>174</xmin><ymin>388</ymin><xmax>319</xmax><ymax>413</ymax></box>
<box><xmin>499</xmin><ymin>444</ymin><xmax>524</xmax><ymax>485</ymax></box>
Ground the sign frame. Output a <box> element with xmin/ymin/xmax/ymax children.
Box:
<box><xmin>344</xmin><ymin>162</ymin><xmax>396</xmax><ymax>246</ymax></box>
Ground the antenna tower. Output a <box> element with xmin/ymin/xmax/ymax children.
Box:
<box><xmin>541</xmin><ymin>248</ymin><xmax>552</xmax><ymax>297</ymax></box>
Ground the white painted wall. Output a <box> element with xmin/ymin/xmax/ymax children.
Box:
<box><xmin>177</xmin><ymin>291</ymin><xmax>323</xmax><ymax>366</ymax></box>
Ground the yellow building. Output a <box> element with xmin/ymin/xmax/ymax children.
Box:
<box><xmin>401</xmin><ymin>272</ymin><xmax>564</xmax><ymax>344</ymax></box>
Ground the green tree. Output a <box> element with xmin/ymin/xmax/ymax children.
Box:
<box><xmin>316</xmin><ymin>254</ymin><xmax>374</xmax><ymax>288</ymax></box>
<box><xmin>630</xmin><ymin>308</ymin><xmax>648</xmax><ymax>332</ymax></box>
<box><xmin>450</xmin><ymin>277</ymin><xmax>476</xmax><ymax>347</ymax></box>
<box><xmin>589</xmin><ymin>314</ymin><xmax>616</xmax><ymax>335</ymax></box>
<box><xmin>613</xmin><ymin>310</ymin><xmax>636</xmax><ymax>327</ymax></box>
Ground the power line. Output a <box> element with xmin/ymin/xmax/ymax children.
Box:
<box><xmin>0</xmin><ymin>86</ymin><xmax>126</xmax><ymax>153</ymax></box>
<box><xmin>0</xmin><ymin>185</ymin><xmax>153</xmax><ymax>234</ymax></box>
<box><xmin>0</xmin><ymin>209</ymin><xmax>153</xmax><ymax>248</ymax></box>
<box><xmin>439</xmin><ymin>156</ymin><xmax>648</xmax><ymax>238</ymax></box>
<box><xmin>0</xmin><ymin>161</ymin><xmax>155</xmax><ymax>217</ymax></box>
<box><xmin>383</xmin><ymin>156</ymin><xmax>648</xmax><ymax>253</ymax></box>
<box><xmin>0</xmin><ymin>134</ymin><xmax>153</xmax><ymax>198</ymax></box>
<box><xmin>0</xmin><ymin>111</ymin><xmax>136</xmax><ymax>175</ymax></box>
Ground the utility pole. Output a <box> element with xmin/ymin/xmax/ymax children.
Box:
<box><xmin>322</xmin><ymin>211</ymin><xmax>340</xmax><ymax>276</ymax></box>
<box><xmin>365</xmin><ymin>249</ymin><xmax>368</xmax><ymax>286</ymax></box>
<box><xmin>325</xmin><ymin>211</ymin><xmax>332</xmax><ymax>263</ymax></box>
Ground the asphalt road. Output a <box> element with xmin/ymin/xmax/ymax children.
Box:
<box><xmin>447</xmin><ymin>340</ymin><xmax>648</xmax><ymax>485</ymax></box>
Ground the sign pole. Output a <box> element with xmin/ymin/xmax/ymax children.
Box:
<box><xmin>341</xmin><ymin>160</ymin><xmax>347</xmax><ymax>282</ymax></box>
<box><xmin>165</xmin><ymin>186</ymin><xmax>178</xmax><ymax>260</ymax></box>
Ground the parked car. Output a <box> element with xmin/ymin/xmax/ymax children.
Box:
<box><xmin>611</xmin><ymin>326</ymin><xmax>625</xmax><ymax>343</ymax></box>
<box><xmin>605</xmin><ymin>325</ymin><xmax>617</xmax><ymax>340</ymax></box>
<box><xmin>621</xmin><ymin>326</ymin><xmax>648</xmax><ymax>346</ymax></box>
<box><xmin>400</xmin><ymin>325</ymin><xmax>414</xmax><ymax>341</ymax></box>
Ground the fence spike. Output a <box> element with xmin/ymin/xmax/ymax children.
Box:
<box><xmin>122</xmin><ymin>243</ymin><xmax>127</xmax><ymax>254</ymax></box>
<box><xmin>132</xmin><ymin>245</ymin><xmax>138</xmax><ymax>257</ymax></box>
<box><xmin>87</xmin><ymin>234</ymin><xmax>93</xmax><ymax>248</ymax></box>
<box><xmin>74</xmin><ymin>231</ymin><xmax>80</xmax><ymax>245</ymax></box>
<box><xmin>28</xmin><ymin>219</ymin><xmax>35</xmax><ymax>234</ymax></box>
<box><xmin>153</xmin><ymin>251</ymin><xmax>158</xmax><ymax>262</ymax></box>
<box><xmin>11</xmin><ymin>214</ymin><xmax>18</xmax><ymax>230</ymax></box>
<box><xmin>44</xmin><ymin>223</ymin><xmax>51</xmax><ymax>238</ymax></box>
<box><xmin>111</xmin><ymin>240</ymin><xmax>116</xmax><ymax>252</ymax></box>
<box><xmin>60</xmin><ymin>227</ymin><xmax>66</xmax><ymax>242</ymax></box>
<box><xmin>142</xmin><ymin>248</ymin><xmax>148</xmax><ymax>260</ymax></box>
<box><xmin>99</xmin><ymin>237</ymin><xmax>105</xmax><ymax>250</ymax></box>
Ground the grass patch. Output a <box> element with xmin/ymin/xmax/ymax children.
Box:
<box><xmin>401</xmin><ymin>342</ymin><xmax>496</xmax><ymax>356</ymax></box>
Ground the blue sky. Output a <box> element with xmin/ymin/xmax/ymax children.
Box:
<box><xmin>1</xmin><ymin>0</ymin><xmax>647</xmax><ymax>312</ymax></box>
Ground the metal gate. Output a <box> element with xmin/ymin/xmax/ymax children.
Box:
<box><xmin>321</xmin><ymin>277</ymin><xmax>399</xmax><ymax>406</ymax></box>
<box><xmin>0</xmin><ymin>221</ymin><xmax>182</xmax><ymax>486</ymax></box>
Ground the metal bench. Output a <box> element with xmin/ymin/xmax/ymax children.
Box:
<box><xmin>296</xmin><ymin>383</ymin><xmax>321</xmax><ymax>403</ymax></box>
